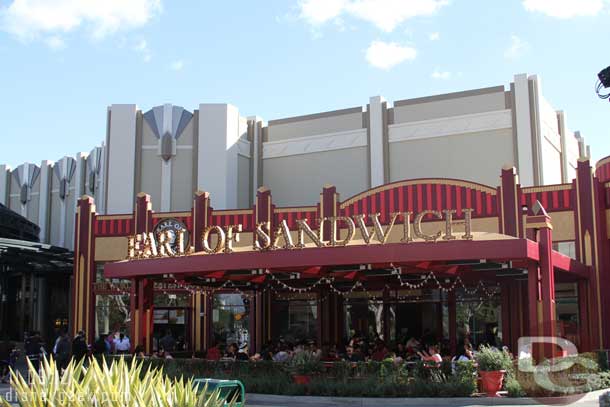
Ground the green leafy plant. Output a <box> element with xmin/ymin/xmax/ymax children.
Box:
<box><xmin>0</xmin><ymin>356</ymin><xmax>232</xmax><ymax>407</ymax></box>
<box><xmin>286</xmin><ymin>351</ymin><xmax>323</xmax><ymax>376</ymax></box>
<box><xmin>475</xmin><ymin>345</ymin><xmax>513</xmax><ymax>372</ymax></box>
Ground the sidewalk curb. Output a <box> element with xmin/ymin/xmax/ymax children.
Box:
<box><xmin>246</xmin><ymin>388</ymin><xmax>610</xmax><ymax>406</ymax></box>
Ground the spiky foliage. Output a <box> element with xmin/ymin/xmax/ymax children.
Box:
<box><xmin>0</xmin><ymin>357</ymin><xmax>233</xmax><ymax>407</ymax></box>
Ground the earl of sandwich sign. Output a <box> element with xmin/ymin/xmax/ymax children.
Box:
<box><xmin>127</xmin><ymin>209</ymin><xmax>474</xmax><ymax>260</ymax></box>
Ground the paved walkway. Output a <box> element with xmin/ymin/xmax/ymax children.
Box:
<box><xmin>1</xmin><ymin>382</ymin><xmax>605</xmax><ymax>406</ymax></box>
<box><xmin>246</xmin><ymin>389</ymin><xmax>607</xmax><ymax>407</ymax></box>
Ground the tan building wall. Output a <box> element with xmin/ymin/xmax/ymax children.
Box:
<box><xmin>389</xmin><ymin>129</ymin><xmax>514</xmax><ymax>186</ymax></box>
<box><xmin>263</xmin><ymin>146</ymin><xmax>368</xmax><ymax>206</ymax></box>
<box><xmin>0</xmin><ymin>73</ymin><xmax>594</xmax><ymax>249</ymax></box>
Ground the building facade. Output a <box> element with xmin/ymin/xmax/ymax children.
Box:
<box><xmin>1</xmin><ymin>72</ymin><xmax>605</xmax><ymax>356</ymax></box>
<box><xmin>0</xmin><ymin>73</ymin><xmax>590</xmax><ymax>249</ymax></box>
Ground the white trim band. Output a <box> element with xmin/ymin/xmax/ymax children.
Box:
<box><xmin>263</xmin><ymin>128</ymin><xmax>367</xmax><ymax>159</ymax></box>
<box><xmin>388</xmin><ymin>110</ymin><xmax>512</xmax><ymax>143</ymax></box>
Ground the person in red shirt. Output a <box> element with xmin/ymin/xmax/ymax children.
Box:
<box><xmin>371</xmin><ymin>341</ymin><xmax>389</xmax><ymax>361</ymax></box>
<box><xmin>206</xmin><ymin>342</ymin><xmax>222</xmax><ymax>361</ymax></box>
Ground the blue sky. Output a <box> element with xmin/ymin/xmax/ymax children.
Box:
<box><xmin>0</xmin><ymin>0</ymin><xmax>608</xmax><ymax>168</ymax></box>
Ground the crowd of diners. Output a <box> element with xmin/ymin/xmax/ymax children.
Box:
<box><xmin>187</xmin><ymin>331</ymin><xmax>498</xmax><ymax>367</ymax></box>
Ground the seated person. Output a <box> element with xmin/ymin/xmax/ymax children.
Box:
<box><xmin>206</xmin><ymin>343</ymin><xmax>222</xmax><ymax>361</ymax></box>
<box><xmin>344</xmin><ymin>345</ymin><xmax>364</xmax><ymax>362</ymax></box>
<box><xmin>417</xmin><ymin>344</ymin><xmax>442</xmax><ymax>364</ymax></box>
<box><xmin>224</xmin><ymin>343</ymin><xmax>238</xmax><ymax>360</ymax></box>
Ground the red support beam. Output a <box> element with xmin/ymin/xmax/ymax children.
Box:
<box><xmin>106</xmin><ymin>239</ymin><xmax>541</xmax><ymax>279</ymax></box>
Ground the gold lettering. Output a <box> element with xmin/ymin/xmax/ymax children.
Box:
<box><xmin>176</xmin><ymin>230</ymin><xmax>187</xmax><ymax>255</ymax></box>
<box><xmin>157</xmin><ymin>230</ymin><xmax>175</xmax><ymax>256</ymax></box>
<box><xmin>201</xmin><ymin>225</ymin><xmax>225</xmax><ymax>254</ymax></box>
<box><xmin>394</xmin><ymin>211</ymin><xmax>413</xmax><ymax>243</ymax></box>
<box><xmin>223</xmin><ymin>224</ymin><xmax>243</xmax><ymax>253</ymax></box>
<box><xmin>272</xmin><ymin>220</ymin><xmax>294</xmax><ymax>250</ymax></box>
<box><xmin>442</xmin><ymin>209</ymin><xmax>457</xmax><ymax>241</ymax></box>
<box><xmin>138</xmin><ymin>232</ymin><xmax>158</xmax><ymax>258</ymax></box>
<box><xmin>295</xmin><ymin>218</ymin><xmax>325</xmax><ymax>248</ymax></box>
<box><xmin>254</xmin><ymin>222</ymin><xmax>272</xmax><ymax>251</ymax></box>
<box><xmin>353</xmin><ymin>214</ymin><xmax>375</xmax><ymax>244</ymax></box>
<box><xmin>462</xmin><ymin>209</ymin><xmax>474</xmax><ymax>240</ymax></box>
<box><xmin>329</xmin><ymin>216</ymin><xmax>355</xmax><ymax>246</ymax></box>
<box><xmin>413</xmin><ymin>210</ymin><xmax>443</xmax><ymax>242</ymax></box>
<box><xmin>370</xmin><ymin>212</ymin><xmax>398</xmax><ymax>244</ymax></box>
<box><xmin>127</xmin><ymin>236</ymin><xmax>136</xmax><ymax>259</ymax></box>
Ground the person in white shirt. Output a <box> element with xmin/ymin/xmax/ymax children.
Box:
<box><xmin>114</xmin><ymin>333</ymin><xmax>131</xmax><ymax>354</ymax></box>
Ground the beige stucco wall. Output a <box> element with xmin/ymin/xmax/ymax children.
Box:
<box><xmin>393</xmin><ymin>89</ymin><xmax>506</xmax><ymax>123</ymax></box>
<box><xmin>267</xmin><ymin>109</ymin><xmax>363</xmax><ymax>142</ymax></box>
<box><xmin>140</xmin><ymin>148</ymin><xmax>162</xmax><ymax>211</ymax></box>
<box><xmin>8</xmin><ymin>172</ymin><xmax>20</xmax><ymax>211</ymax></box>
<box><xmin>237</xmin><ymin>154</ymin><xmax>250</xmax><ymax>209</ymax></box>
<box><xmin>171</xmin><ymin>147</ymin><xmax>194</xmax><ymax>211</ymax></box>
<box><xmin>49</xmin><ymin>175</ymin><xmax>61</xmax><ymax>245</ymax></box>
<box><xmin>27</xmin><ymin>177</ymin><xmax>40</xmax><ymax>225</ymax></box>
<box><xmin>95</xmin><ymin>236</ymin><xmax>128</xmax><ymax>261</ymax></box>
<box><xmin>263</xmin><ymin>146</ymin><xmax>368</xmax><ymax>206</ymax></box>
<box><xmin>389</xmin><ymin>129</ymin><xmax>514</xmax><ymax>186</ymax></box>
<box><xmin>541</xmin><ymin>137</ymin><xmax>562</xmax><ymax>185</ymax></box>
<box><xmin>548</xmin><ymin>211</ymin><xmax>575</xmax><ymax>241</ymax></box>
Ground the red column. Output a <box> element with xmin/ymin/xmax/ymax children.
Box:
<box><xmin>574</xmin><ymin>159</ymin><xmax>605</xmax><ymax>348</ymax></box>
<box><xmin>500</xmin><ymin>282</ymin><xmax>511</xmax><ymax>350</ymax></box>
<box><xmin>138</xmin><ymin>278</ymin><xmax>154</xmax><ymax>354</ymax></box>
<box><xmin>72</xmin><ymin>196</ymin><xmax>97</xmax><ymax>345</ymax></box>
<box><xmin>448</xmin><ymin>290</ymin><xmax>457</xmax><ymax>355</ymax></box>
<box><xmin>253</xmin><ymin>187</ymin><xmax>274</xmax><ymax>343</ymax></box>
<box><xmin>500</xmin><ymin>166</ymin><xmax>522</xmax><ymax>237</ymax></box>
<box><xmin>319</xmin><ymin>185</ymin><xmax>339</xmax><ymax>241</ymax></box>
<box><xmin>191</xmin><ymin>191</ymin><xmax>211</xmax><ymax>352</ymax></box>
<box><xmin>526</xmin><ymin>213</ymin><xmax>556</xmax><ymax>360</ymax></box>
<box><xmin>578</xmin><ymin>280</ymin><xmax>591</xmax><ymax>352</ymax></box>
<box><xmin>129</xmin><ymin>193</ymin><xmax>153</xmax><ymax>352</ymax></box>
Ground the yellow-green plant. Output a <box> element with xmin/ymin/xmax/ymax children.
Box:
<box><xmin>0</xmin><ymin>356</ymin><xmax>233</xmax><ymax>407</ymax></box>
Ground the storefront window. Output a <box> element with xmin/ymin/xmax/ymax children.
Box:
<box><xmin>553</xmin><ymin>241</ymin><xmax>576</xmax><ymax>259</ymax></box>
<box><xmin>95</xmin><ymin>294</ymin><xmax>130</xmax><ymax>339</ymax></box>
<box><xmin>212</xmin><ymin>294</ymin><xmax>249</xmax><ymax>347</ymax></box>
<box><xmin>456</xmin><ymin>289</ymin><xmax>502</xmax><ymax>348</ymax></box>
<box><xmin>555</xmin><ymin>283</ymin><xmax>580</xmax><ymax>348</ymax></box>
<box><xmin>275</xmin><ymin>298</ymin><xmax>318</xmax><ymax>342</ymax></box>
<box><xmin>153</xmin><ymin>293</ymin><xmax>190</xmax><ymax>351</ymax></box>
<box><xmin>344</xmin><ymin>293</ymin><xmax>384</xmax><ymax>341</ymax></box>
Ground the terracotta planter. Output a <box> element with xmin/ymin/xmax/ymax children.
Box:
<box><xmin>292</xmin><ymin>374</ymin><xmax>312</xmax><ymax>385</ymax></box>
<box><xmin>479</xmin><ymin>370</ymin><xmax>506</xmax><ymax>397</ymax></box>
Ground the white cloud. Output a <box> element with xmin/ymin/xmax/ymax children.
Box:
<box><xmin>504</xmin><ymin>35</ymin><xmax>528</xmax><ymax>59</ymax></box>
<box><xmin>1</xmin><ymin>0</ymin><xmax>161</xmax><ymax>42</ymax></box>
<box><xmin>522</xmin><ymin>0</ymin><xmax>606</xmax><ymax>18</ymax></box>
<box><xmin>299</xmin><ymin>0</ymin><xmax>448</xmax><ymax>32</ymax></box>
<box><xmin>134</xmin><ymin>39</ymin><xmax>151</xmax><ymax>62</ymax></box>
<box><xmin>365</xmin><ymin>40</ymin><xmax>416</xmax><ymax>70</ymax></box>
<box><xmin>44</xmin><ymin>35</ymin><xmax>65</xmax><ymax>50</ymax></box>
<box><xmin>431</xmin><ymin>68</ymin><xmax>450</xmax><ymax>79</ymax></box>
<box><xmin>170</xmin><ymin>60</ymin><xmax>184</xmax><ymax>71</ymax></box>
<box><xmin>429</xmin><ymin>32</ymin><xmax>440</xmax><ymax>40</ymax></box>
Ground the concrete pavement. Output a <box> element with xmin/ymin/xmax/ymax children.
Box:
<box><xmin>245</xmin><ymin>389</ymin><xmax>607</xmax><ymax>407</ymax></box>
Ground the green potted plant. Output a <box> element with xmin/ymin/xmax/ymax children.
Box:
<box><xmin>475</xmin><ymin>345</ymin><xmax>513</xmax><ymax>397</ymax></box>
<box><xmin>287</xmin><ymin>351</ymin><xmax>323</xmax><ymax>385</ymax></box>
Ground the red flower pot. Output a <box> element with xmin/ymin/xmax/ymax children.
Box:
<box><xmin>479</xmin><ymin>370</ymin><xmax>505</xmax><ymax>397</ymax></box>
<box><xmin>292</xmin><ymin>374</ymin><xmax>311</xmax><ymax>385</ymax></box>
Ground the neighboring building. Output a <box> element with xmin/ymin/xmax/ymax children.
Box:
<box><xmin>0</xmin><ymin>204</ymin><xmax>72</xmax><ymax>343</ymax></box>
<box><xmin>0</xmin><ymin>74</ymin><xmax>591</xmax><ymax>250</ymax></box>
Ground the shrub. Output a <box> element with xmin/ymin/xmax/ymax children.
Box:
<box><xmin>475</xmin><ymin>345</ymin><xmax>513</xmax><ymax>372</ymax></box>
<box><xmin>0</xmin><ymin>357</ymin><xmax>231</xmax><ymax>407</ymax></box>
<box><xmin>286</xmin><ymin>351</ymin><xmax>323</xmax><ymax>375</ymax></box>
<box><xmin>505</xmin><ymin>377</ymin><xmax>526</xmax><ymax>397</ymax></box>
